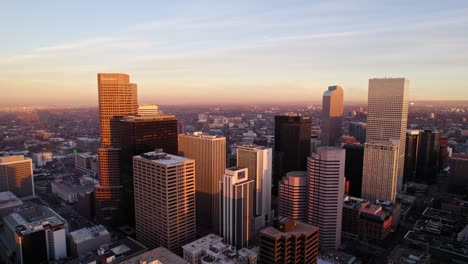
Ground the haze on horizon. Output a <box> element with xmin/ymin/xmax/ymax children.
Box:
<box><xmin>1</xmin><ymin>0</ymin><xmax>468</xmax><ymax>106</ymax></box>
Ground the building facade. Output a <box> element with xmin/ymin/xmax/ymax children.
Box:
<box><xmin>278</xmin><ymin>171</ymin><xmax>307</xmax><ymax>222</ymax></box>
<box><xmin>322</xmin><ymin>85</ymin><xmax>344</xmax><ymax>146</ymax></box>
<box><xmin>404</xmin><ymin>130</ymin><xmax>421</xmax><ymax>183</ymax></box>
<box><xmin>416</xmin><ymin>130</ymin><xmax>440</xmax><ymax>183</ymax></box>
<box><xmin>366</xmin><ymin>78</ymin><xmax>409</xmax><ymax>191</ymax></box>
<box><xmin>343</xmin><ymin>143</ymin><xmax>364</xmax><ymax>197</ymax></box>
<box><xmin>306</xmin><ymin>147</ymin><xmax>345</xmax><ymax>249</ymax></box>
<box><xmin>133</xmin><ymin>151</ymin><xmax>196</xmax><ymax>254</ymax></box>
<box><xmin>0</xmin><ymin>155</ymin><xmax>34</xmax><ymax>199</ymax></box>
<box><xmin>349</xmin><ymin>122</ymin><xmax>367</xmax><ymax>144</ymax></box>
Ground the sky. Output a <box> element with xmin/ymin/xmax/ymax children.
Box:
<box><xmin>1</xmin><ymin>0</ymin><xmax>468</xmax><ymax>106</ymax></box>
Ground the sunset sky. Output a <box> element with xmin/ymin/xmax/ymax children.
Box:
<box><xmin>1</xmin><ymin>0</ymin><xmax>468</xmax><ymax>105</ymax></box>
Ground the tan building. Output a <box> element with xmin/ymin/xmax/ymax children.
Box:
<box><xmin>362</xmin><ymin>140</ymin><xmax>400</xmax><ymax>202</ymax></box>
<box><xmin>259</xmin><ymin>218</ymin><xmax>319</xmax><ymax>264</ymax></box>
<box><xmin>367</xmin><ymin>78</ymin><xmax>409</xmax><ymax>191</ymax></box>
<box><xmin>278</xmin><ymin>171</ymin><xmax>307</xmax><ymax>222</ymax></box>
<box><xmin>133</xmin><ymin>151</ymin><xmax>196</xmax><ymax>254</ymax></box>
<box><xmin>237</xmin><ymin>145</ymin><xmax>273</xmax><ymax>230</ymax></box>
<box><xmin>0</xmin><ymin>155</ymin><xmax>34</xmax><ymax>199</ymax></box>
<box><xmin>178</xmin><ymin>132</ymin><xmax>226</xmax><ymax>233</ymax></box>
<box><xmin>95</xmin><ymin>73</ymin><xmax>138</xmax><ymax>227</ymax></box>
<box><xmin>322</xmin><ymin>85</ymin><xmax>344</xmax><ymax>146</ymax></box>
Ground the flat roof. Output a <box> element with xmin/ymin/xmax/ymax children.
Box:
<box><xmin>387</xmin><ymin>245</ymin><xmax>430</xmax><ymax>264</ymax></box>
<box><xmin>261</xmin><ymin>221</ymin><xmax>318</xmax><ymax>237</ymax></box>
<box><xmin>135</xmin><ymin>151</ymin><xmax>193</xmax><ymax>166</ymax></box>
<box><xmin>121</xmin><ymin>247</ymin><xmax>187</xmax><ymax>264</ymax></box>
<box><xmin>182</xmin><ymin>234</ymin><xmax>223</xmax><ymax>254</ymax></box>
<box><xmin>0</xmin><ymin>191</ymin><xmax>23</xmax><ymax>210</ymax></box>
<box><xmin>69</xmin><ymin>225</ymin><xmax>109</xmax><ymax>244</ymax></box>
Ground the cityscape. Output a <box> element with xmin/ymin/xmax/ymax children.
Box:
<box><xmin>1</xmin><ymin>2</ymin><xmax>468</xmax><ymax>264</ymax></box>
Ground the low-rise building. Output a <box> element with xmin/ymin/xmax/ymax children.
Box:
<box><xmin>75</xmin><ymin>153</ymin><xmax>98</xmax><ymax>176</ymax></box>
<box><xmin>51</xmin><ymin>180</ymin><xmax>95</xmax><ymax>204</ymax></box>
<box><xmin>0</xmin><ymin>191</ymin><xmax>23</xmax><ymax>220</ymax></box>
<box><xmin>360</xmin><ymin>204</ymin><xmax>393</xmax><ymax>242</ymax></box>
<box><xmin>68</xmin><ymin>225</ymin><xmax>111</xmax><ymax>257</ymax></box>
<box><xmin>120</xmin><ymin>247</ymin><xmax>187</xmax><ymax>264</ymax></box>
<box><xmin>387</xmin><ymin>245</ymin><xmax>430</xmax><ymax>264</ymax></box>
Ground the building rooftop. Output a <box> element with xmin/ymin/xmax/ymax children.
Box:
<box><xmin>318</xmin><ymin>249</ymin><xmax>358</xmax><ymax>264</ymax></box>
<box><xmin>121</xmin><ymin>114</ymin><xmax>176</xmax><ymax>122</ymax></box>
<box><xmin>0</xmin><ymin>155</ymin><xmax>28</xmax><ymax>164</ymax></box>
<box><xmin>405</xmin><ymin>231</ymin><xmax>468</xmax><ymax>259</ymax></box>
<box><xmin>182</xmin><ymin>234</ymin><xmax>223</xmax><ymax>254</ymax></box>
<box><xmin>135</xmin><ymin>150</ymin><xmax>192</xmax><ymax>166</ymax></box>
<box><xmin>96</xmin><ymin>237</ymin><xmax>147</xmax><ymax>263</ymax></box>
<box><xmin>261</xmin><ymin>220</ymin><xmax>318</xmax><ymax>237</ymax></box>
<box><xmin>181</xmin><ymin>132</ymin><xmax>225</xmax><ymax>139</ymax></box>
<box><xmin>343</xmin><ymin>196</ymin><xmax>369</xmax><ymax>210</ymax></box>
<box><xmin>69</xmin><ymin>225</ymin><xmax>109</xmax><ymax>244</ymax></box>
<box><xmin>422</xmin><ymin>207</ymin><xmax>467</xmax><ymax>226</ymax></box>
<box><xmin>4</xmin><ymin>205</ymin><xmax>67</xmax><ymax>236</ymax></box>
<box><xmin>387</xmin><ymin>245</ymin><xmax>430</xmax><ymax>264</ymax></box>
<box><xmin>121</xmin><ymin>247</ymin><xmax>187</xmax><ymax>264</ymax></box>
<box><xmin>237</xmin><ymin>144</ymin><xmax>271</xmax><ymax>150</ymax></box>
<box><xmin>0</xmin><ymin>191</ymin><xmax>23</xmax><ymax>211</ymax></box>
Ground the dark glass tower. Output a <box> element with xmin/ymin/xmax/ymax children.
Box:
<box><xmin>404</xmin><ymin>130</ymin><xmax>421</xmax><ymax>183</ymax></box>
<box><xmin>274</xmin><ymin>116</ymin><xmax>312</xmax><ymax>186</ymax></box>
<box><xmin>416</xmin><ymin>130</ymin><xmax>440</xmax><ymax>183</ymax></box>
<box><xmin>343</xmin><ymin>143</ymin><xmax>364</xmax><ymax>197</ymax></box>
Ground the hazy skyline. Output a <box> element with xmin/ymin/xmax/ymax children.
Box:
<box><xmin>1</xmin><ymin>0</ymin><xmax>468</xmax><ymax>105</ymax></box>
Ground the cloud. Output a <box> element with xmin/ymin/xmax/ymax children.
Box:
<box><xmin>34</xmin><ymin>37</ymin><xmax>153</xmax><ymax>53</ymax></box>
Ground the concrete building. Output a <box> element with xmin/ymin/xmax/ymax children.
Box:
<box><xmin>306</xmin><ymin>147</ymin><xmax>345</xmax><ymax>249</ymax></box>
<box><xmin>31</xmin><ymin>152</ymin><xmax>53</xmax><ymax>167</ymax></box>
<box><xmin>137</xmin><ymin>104</ymin><xmax>159</xmax><ymax>116</ymax></box>
<box><xmin>220</xmin><ymin>167</ymin><xmax>254</xmax><ymax>249</ymax></box>
<box><xmin>237</xmin><ymin>145</ymin><xmax>273</xmax><ymax>230</ymax></box>
<box><xmin>342</xmin><ymin>196</ymin><xmax>370</xmax><ymax>239</ymax></box>
<box><xmin>387</xmin><ymin>245</ymin><xmax>430</xmax><ymax>264</ymax></box>
<box><xmin>182</xmin><ymin>234</ymin><xmax>257</xmax><ymax>264</ymax></box>
<box><xmin>366</xmin><ymin>78</ymin><xmax>409</xmax><ymax>191</ymax></box>
<box><xmin>75</xmin><ymin>153</ymin><xmax>98</xmax><ymax>176</ymax></box>
<box><xmin>322</xmin><ymin>85</ymin><xmax>344</xmax><ymax>146</ymax></box>
<box><xmin>133</xmin><ymin>151</ymin><xmax>196</xmax><ymax>254</ymax></box>
<box><xmin>178</xmin><ymin>133</ymin><xmax>226</xmax><ymax>233</ymax></box>
<box><xmin>51</xmin><ymin>180</ymin><xmax>95</xmax><ymax>204</ymax></box>
<box><xmin>448</xmin><ymin>153</ymin><xmax>468</xmax><ymax>193</ymax></box>
<box><xmin>76</xmin><ymin>137</ymin><xmax>100</xmax><ymax>153</ymax></box>
<box><xmin>68</xmin><ymin>225</ymin><xmax>111</xmax><ymax>257</ymax></box>
<box><xmin>259</xmin><ymin>218</ymin><xmax>319</xmax><ymax>264</ymax></box>
<box><xmin>278</xmin><ymin>171</ymin><xmax>307</xmax><ymax>222</ymax></box>
<box><xmin>0</xmin><ymin>191</ymin><xmax>23</xmax><ymax>220</ymax></box>
<box><xmin>359</xmin><ymin>204</ymin><xmax>393</xmax><ymax>241</ymax></box>
<box><xmin>122</xmin><ymin>247</ymin><xmax>187</xmax><ymax>264</ymax></box>
<box><xmin>0</xmin><ymin>155</ymin><xmax>34</xmax><ymax>199</ymax></box>
<box><xmin>362</xmin><ymin>140</ymin><xmax>400</xmax><ymax>202</ymax></box>
<box><xmin>95</xmin><ymin>73</ymin><xmax>138</xmax><ymax>227</ymax></box>
<box><xmin>1</xmin><ymin>205</ymin><xmax>68</xmax><ymax>264</ymax></box>
<box><xmin>349</xmin><ymin>122</ymin><xmax>367</xmax><ymax>144</ymax></box>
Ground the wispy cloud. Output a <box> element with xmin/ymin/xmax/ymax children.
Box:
<box><xmin>34</xmin><ymin>37</ymin><xmax>153</xmax><ymax>53</ymax></box>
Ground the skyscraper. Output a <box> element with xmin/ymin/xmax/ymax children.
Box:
<box><xmin>362</xmin><ymin>140</ymin><xmax>400</xmax><ymax>202</ymax></box>
<box><xmin>95</xmin><ymin>73</ymin><xmax>137</xmax><ymax>227</ymax></box>
<box><xmin>306</xmin><ymin>147</ymin><xmax>345</xmax><ymax>249</ymax></box>
<box><xmin>0</xmin><ymin>155</ymin><xmax>34</xmax><ymax>199</ymax></box>
<box><xmin>237</xmin><ymin>145</ymin><xmax>273</xmax><ymax>230</ymax></box>
<box><xmin>343</xmin><ymin>143</ymin><xmax>364</xmax><ymax>197</ymax></box>
<box><xmin>133</xmin><ymin>151</ymin><xmax>195</xmax><ymax>254</ymax></box>
<box><xmin>416</xmin><ymin>130</ymin><xmax>440</xmax><ymax>183</ymax></box>
<box><xmin>349</xmin><ymin>122</ymin><xmax>367</xmax><ymax>144</ymax></box>
<box><xmin>448</xmin><ymin>154</ymin><xmax>468</xmax><ymax>194</ymax></box>
<box><xmin>119</xmin><ymin>114</ymin><xmax>178</xmax><ymax>226</ymax></box>
<box><xmin>366</xmin><ymin>78</ymin><xmax>409</xmax><ymax>191</ymax></box>
<box><xmin>178</xmin><ymin>133</ymin><xmax>226</xmax><ymax>233</ymax></box>
<box><xmin>220</xmin><ymin>167</ymin><xmax>254</xmax><ymax>249</ymax></box>
<box><xmin>274</xmin><ymin>115</ymin><xmax>312</xmax><ymax>185</ymax></box>
<box><xmin>404</xmin><ymin>129</ymin><xmax>421</xmax><ymax>183</ymax></box>
<box><xmin>278</xmin><ymin>171</ymin><xmax>307</xmax><ymax>222</ymax></box>
<box><xmin>322</xmin><ymin>85</ymin><xmax>344</xmax><ymax>146</ymax></box>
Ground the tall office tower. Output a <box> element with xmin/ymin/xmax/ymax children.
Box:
<box><xmin>178</xmin><ymin>133</ymin><xmax>226</xmax><ymax>233</ymax></box>
<box><xmin>278</xmin><ymin>171</ymin><xmax>307</xmax><ymax>222</ymax></box>
<box><xmin>119</xmin><ymin>114</ymin><xmax>178</xmax><ymax>226</ymax></box>
<box><xmin>237</xmin><ymin>145</ymin><xmax>273</xmax><ymax>229</ymax></box>
<box><xmin>2</xmin><ymin>205</ymin><xmax>68</xmax><ymax>264</ymax></box>
<box><xmin>220</xmin><ymin>167</ymin><xmax>254</xmax><ymax>249</ymax></box>
<box><xmin>343</xmin><ymin>143</ymin><xmax>364</xmax><ymax>197</ymax></box>
<box><xmin>448</xmin><ymin>154</ymin><xmax>468</xmax><ymax>194</ymax></box>
<box><xmin>95</xmin><ymin>73</ymin><xmax>138</xmax><ymax>227</ymax></box>
<box><xmin>274</xmin><ymin>115</ymin><xmax>312</xmax><ymax>186</ymax></box>
<box><xmin>259</xmin><ymin>218</ymin><xmax>319</xmax><ymax>264</ymax></box>
<box><xmin>322</xmin><ymin>85</ymin><xmax>344</xmax><ymax>146</ymax></box>
<box><xmin>439</xmin><ymin>136</ymin><xmax>450</xmax><ymax>170</ymax></box>
<box><xmin>349</xmin><ymin>122</ymin><xmax>367</xmax><ymax>144</ymax></box>
<box><xmin>306</xmin><ymin>147</ymin><xmax>345</xmax><ymax>249</ymax></box>
<box><xmin>138</xmin><ymin>104</ymin><xmax>159</xmax><ymax>116</ymax></box>
<box><xmin>404</xmin><ymin>130</ymin><xmax>422</xmax><ymax>183</ymax></box>
<box><xmin>366</xmin><ymin>78</ymin><xmax>409</xmax><ymax>191</ymax></box>
<box><xmin>0</xmin><ymin>155</ymin><xmax>34</xmax><ymax>199</ymax></box>
<box><xmin>133</xmin><ymin>151</ymin><xmax>195</xmax><ymax>254</ymax></box>
<box><xmin>362</xmin><ymin>140</ymin><xmax>400</xmax><ymax>202</ymax></box>
<box><xmin>416</xmin><ymin>130</ymin><xmax>440</xmax><ymax>183</ymax></box>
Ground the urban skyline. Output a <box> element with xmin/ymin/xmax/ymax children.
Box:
<box><xmin>1</xmin><ymin>1</ymin><xmax>468</xmax><ymax>106</ymax></box>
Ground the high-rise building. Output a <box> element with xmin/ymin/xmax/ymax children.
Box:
<box><xmin>343</xmin><ymin>143</ymin><xmax>364</xmax><ymax>197</ymax></box>
<box><xmin>448</xmin><ymin>154</ymin><xmax>468</xmax><ymax>193</ymax></box>
<box><xmin>439</xmin><ymin>136</ymin><xmax>450</xmax><ymax>171</ymax></box>
<box><xmin>178</xmin><ymin>133</ymin><xmax>226</xmax><ymax>233</ymax></box>
<box><xmin>120</xmin><ymin>114</ymin><xmax>178</xmax><ymax>226</ymax></box>
<box><xmin>220</xmin><ymin>167</ymin><xmax>254</xmax><ymax>249</ymax></box>
<box><xmin>133</xmin><ymin>151</ymin><xmax>196</xmax><ymax>254</ymax></box>
<box><xmin>306</xmin><ymin>147</ymin><xmax>345</xmax><ymax>249</ymax></box>
<box><xmin>259</xmin><ymin>217</ymin><xmax>319</xmax><ymax>264</ymax></box>
<box><xmin>274</xmin><ymin>115</ymin><xmax>312</xmax><ymax>185</ymax></box>
<box><xmin>2</xmin><ymin>205</ymin><xmax>68</xmax><ymax>264</ymax></box>
<box><xmin>278</xmin><ymin>171</ymin><xmax>307</xmax><ymax>222</ymax></box>
<box><xmin>322</xmin><ymin>85</ymin><xmax>344</xmax><ymax>146</ymax></box>
<box><xmin>416</xmin><ymin>130</ymin><xmax>440</xmax><ymax>183</ymax></box>
<box><xmin>349</xmin><ymin>122</ymin><xmax>367</xmax><ymax>144</ymax></box>
<box><xmin>95</xmin><ymin>73</ymin><xmax>138</xmax><ymax>227</ymax></box>
<box><xmin>366</xmin><ymin>78</ymin><xmax>409</xmax><ymax>191</ymax></box>
<box><xmin>362</xmin><ymin>140</ymin><xmax>400</xmax><ymax>202</ymax></box>
<box><xmin>0</xmin><ymin>155</ymin><xmax>34</xmax><ymax>199</ymax></box>
<box><xmin>237</xmin><ymin>145</ymin><xmax>273</xmax><ymax>230</ymax></box>
<box><xmin>404</xmin><ymin>130</ymin><xmax>422</xmax><ymax>183</ymax></box>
